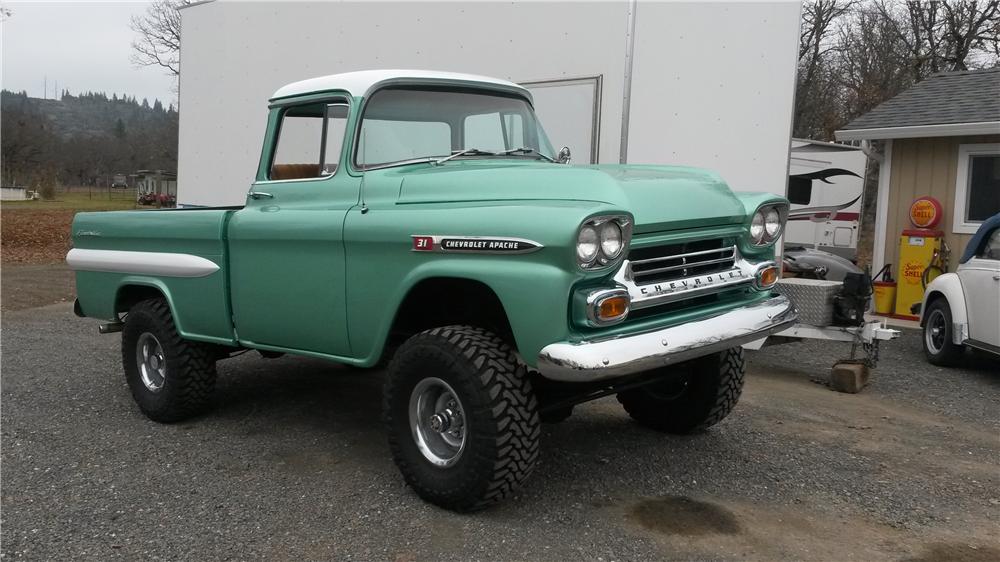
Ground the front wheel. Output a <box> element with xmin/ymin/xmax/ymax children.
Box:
<box><xmin>383</xmin><ymin>326</ymin><xmax>541</xmax><ymax>512</ymax></box>
<box><xmin>922</xmin><ymin>299</ymin><xmax>963</xmax><ymax>366</ymax></box>
<box><xmin>617</xmin><ymin>347</ymin><xmax>745</xmax><ymax>434</ymax></box>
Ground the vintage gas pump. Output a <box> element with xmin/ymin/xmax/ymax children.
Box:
<box><xmin>894</xmin><ymin>196</ymin><xmax>945</xmax><ymax>320</ymax></box>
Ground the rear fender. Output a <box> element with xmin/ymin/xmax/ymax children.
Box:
<box><xmin>920</xmin><ymin>273</ymin><xmax>968</xmax><ymax>345</ymax></box>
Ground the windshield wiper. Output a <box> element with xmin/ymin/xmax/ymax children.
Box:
<box><xmin>434</xmin><ymin>148</ymin><xmax>499</xmax><ymax>165</ymax></box>
<box><xmin>499</xmin><ymin>147</ymin><xmax>556</xmax><ymax>162</ymax></box>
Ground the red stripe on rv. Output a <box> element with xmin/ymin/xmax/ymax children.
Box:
<box><xmin>788</xmin><ymin>212</ymin><xmax>860</xmax><ymax>222</ymax></box>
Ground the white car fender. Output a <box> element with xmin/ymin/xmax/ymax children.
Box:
<box><xmin>920</xmin><ymin>272</ymin><xmax>969</xmax><ymax>345</ymax></box>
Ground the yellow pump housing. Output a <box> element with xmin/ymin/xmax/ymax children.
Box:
<box><xmin>895</xmin><ymin>229</ymin><xmax>943</xmax><ymax>320</ymax></box>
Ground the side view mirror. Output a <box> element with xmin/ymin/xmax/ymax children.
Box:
<box><xmin>557</xmin><ymin>146</ymin><xmax>571</xmax><ymax>164</ymax></box>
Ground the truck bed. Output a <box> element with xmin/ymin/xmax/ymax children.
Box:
<box><xmin>69</xmin><ymin>208</ymin><xmax>239</xmax><ymax>345</ymax></box>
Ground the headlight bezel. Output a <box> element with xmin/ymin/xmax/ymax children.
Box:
<box><xmin>748</xmin><ymin>204</ymin><xmax>788</xmax><ymax>247</ymax></box>
<box><xmin>577</xmin><ymin>214</ymin><xmax>632</xmax><ymax>270</ymax></box>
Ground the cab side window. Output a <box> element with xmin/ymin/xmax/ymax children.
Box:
<box><xmin>269</xmin><ymin>102</ymin><xmax>348</xmax><ymax>181</ymax></box>
<box><xmin>978</xmin><ymin>229</ymin><xmax>1000</xmax><ymax>260</ymax></box>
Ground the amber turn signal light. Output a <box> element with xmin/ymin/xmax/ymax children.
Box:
<box><xmin>756</xmin><ymin>265</ymin><xmax>779</xmax><ymax>289</ymax></box>
<box><xmin>597</xmin><ymin>295</ymin><xmax>630</xmax><ymax>322</ymax></box>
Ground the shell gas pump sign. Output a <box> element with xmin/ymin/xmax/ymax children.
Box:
<box><xmin>895</xmin><ymin>196</ymin><xmax>944</xmax><ymax>319</ymax></box>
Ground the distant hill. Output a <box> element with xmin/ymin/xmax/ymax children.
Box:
<box><xmin>1</xmin><ymin>90</ymin><xmax>178</xmax><ymax>187</ymax></box>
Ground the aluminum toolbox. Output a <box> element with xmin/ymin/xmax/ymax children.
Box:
<box><xmin>773</xmin><ymin>278</ymin><xmax>842</xmax><ymax>327</ymax></box>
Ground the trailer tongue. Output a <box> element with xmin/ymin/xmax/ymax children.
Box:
<box><xmin>745</xmin><ymin>275</ymin><xmax>901</xmax><ymax>392</ymax></box>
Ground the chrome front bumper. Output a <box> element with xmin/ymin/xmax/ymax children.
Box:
<box><xmin>536</xmin><ymin>295</ymin><xmax>797</xmax><ymax>382</ymax></box>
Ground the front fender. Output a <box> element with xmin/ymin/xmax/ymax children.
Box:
<box><xmin>342</xmin><ymin>201</ymin><xmax>612</xmax><ymax>366</ymax></box>
<box><xmin>921</xmin><ymin>273</ymin><xmax>968</xmax><ymax>344</ymax></box>
<box><xmin>381</xmin><ymin>260</ymin><xmax>577</xmax><ymax>366</ymax></box>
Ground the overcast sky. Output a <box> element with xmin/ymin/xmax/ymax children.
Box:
<box><xmin>2</xmin><ymin>1</ymin><xmax>176</xmax><ymax>104</ymax></box>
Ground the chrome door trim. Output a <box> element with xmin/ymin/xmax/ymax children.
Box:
<box><xmin>66</xmin><ymin>248</ymin><xmax>220</xmax><ymax>278</ymax></box>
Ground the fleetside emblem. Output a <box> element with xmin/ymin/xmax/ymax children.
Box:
<box><xmin>411</xmin><ymin>235</ymin><xmax>543</xmax><ymax>254</ymax></box>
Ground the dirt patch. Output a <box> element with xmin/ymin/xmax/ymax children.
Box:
<box><xmin>2</xmin><ymin>188</ymin><xmax>138</xmax><ymax>265</ymax></box>
<box><xmin>629</xmin><ymin>496</ymin><xmax>741</xmax><ymax>536</ymax></box>
<box><xmin>1</xmin><ymin>208</ymin><xmax>76</xmax><ymax>264</ymax></box>
<box><xmin>902</xmin><ymin>542</ymin><xmax>1000</xmax><ymax>562</ymax></box>
<box><xmin>743</xmin><ymin>363</ymin><xmax>999</xmax><ymax>482</ymax></box>
<box><xmin>623</xmin><ymin>494</ymin><xmax>999</xmax><ymax>561</ymax></box>
<box><xmin>1</xmin><ymin>263</ymin><xmax>75</xmax><ymax>311</ymax></box>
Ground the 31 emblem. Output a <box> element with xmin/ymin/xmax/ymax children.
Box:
<box><xmin>411</xmin><ymin>235</ymin><xmax>543</xmax><ymax>254</ymax></box>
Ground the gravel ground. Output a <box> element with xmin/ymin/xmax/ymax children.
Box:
<box><xmin>2</xmin><ymin>303</ymin><xmax>998</xmax><ymax>561</ymax></box>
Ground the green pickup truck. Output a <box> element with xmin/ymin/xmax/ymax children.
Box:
<box><xmin>69</xmin><ymin>70</ymin><xmax>796</xmax><ymax>511</ymax></box>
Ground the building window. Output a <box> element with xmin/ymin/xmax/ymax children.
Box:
<box><xmin>954</xmin><ymin>143</ymin><xmax>1000</xmax><ymax>234</ymax></box>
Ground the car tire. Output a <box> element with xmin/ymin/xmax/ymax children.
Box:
<box><xmin>383</xmin><ymin>325</ymin><xmax>541</xmax><ymax>512</ymax></box>
<box><xmin>122</xmin><ymin>298</ymin><xmax>218</xmax><ymax>423</ymax></box>
<box><xmin>617</xmin><ymin>347</ymin><xmax>745</xmax><ymax>434</ymax></box>
<box><xmin>922</xmin><ymin>298</ymin><xmax>963</xmax><ymax>366</ymax></box>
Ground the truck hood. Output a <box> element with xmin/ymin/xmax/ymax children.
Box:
<box><xmin>392</xmin><ymin>162</ymin><xmax>746</xmax><ymax>233</ymax></box>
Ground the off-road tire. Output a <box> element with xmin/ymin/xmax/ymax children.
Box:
<box><xmin>922</xmin><ymin>298</ymin><xmax>963</xmax><ymax>366</ymax></box>
<box><xmin>383</xmin><ymin>326</ymin><xmax>541</xmax><ymax>512</ymax></box>
<box><xmin>122</xmin><ymin>298</ymin><xmax>218</xmax><ymax>423</ymax></box>
<box><xmin>617</xmin><ymin>347</ymin><xmax>745</xmax><ymax>434</ymax></box>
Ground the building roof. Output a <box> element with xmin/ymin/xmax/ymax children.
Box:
<box><xmin>270</xmin><ymin>69</ymin><xmax>531</xmax><ymax>102</ymax></box>
<box><xmin>836</xmin><ymin>67</ymin><xmax>1000</xmax><ymax>141</ymax></box>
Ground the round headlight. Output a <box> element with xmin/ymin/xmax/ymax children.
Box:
<box><xmin>577</xmin><ymin>225</ymin><xmax>599</xmax><ymax>263</ymax></box>
<box><xmin>750</xmin><ymin>211</ymin><xmax>766</xmax><ymax>244</ymax></box>
<box><xmin>764</xmin><ymin>207</ymin><xmax>781</xmax><ymax>238</ymax></box>
<box><xmin>599</xmin><ymin>221</ymin><xmax>623</xmax><ymax>258</ymax></box>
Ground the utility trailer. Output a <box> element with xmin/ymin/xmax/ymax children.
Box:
<box><xmin>744</xmin><ymin>277</ymin><xmax>901</xmax><ymax>391</ymax></box>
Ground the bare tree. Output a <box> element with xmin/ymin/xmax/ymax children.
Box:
<box><xmin>875</xmin><ymin>0</ymin><xmax>1000</xmax><ymax>79</ymax></box>
<box><xmin>795</xmin><ymin>0</ymin><xmax>856</xmax><ymax>138</ymax></box>
<box><xmin>940</xmin><ymin>1</ymin><xmax>1000</xmax><ymax>69</ymax></box>
<box><xmin>130</xmin><ymin>0</ymin><xmax>189</xmax><ymax>77</ymax></box>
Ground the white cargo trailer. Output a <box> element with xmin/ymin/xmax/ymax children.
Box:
<box><xmin>175</xmin><ymin>0</ymin><xmax>898</xmax><ymax>384</ymax></box>
<box><xmin>176</xmin><ymin>0</ymin><xmax>801</xmax><ymax>208</ymax></box>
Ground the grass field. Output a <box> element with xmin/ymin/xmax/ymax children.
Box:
<box><xmin>2</xmin><ymin>189</ymin><xmax>139</xmax><ymax>211</ymax></box>
<box><xmin>2</xmin><ymin>188</ymin><xmax>143</xmax><ymax>264</ymax></box>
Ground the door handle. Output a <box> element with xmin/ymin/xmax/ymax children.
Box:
<box><xmin>248</xmin><ymin>191</ymin><xmax>274</xmax><ymax>200</ymax></box>
<box><xmin>993</xmin><ymin>274</ymin><xmax>1000</xmax><ymax>281</ymax></box>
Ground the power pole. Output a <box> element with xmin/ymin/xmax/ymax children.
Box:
<box><xmin>43</xmin><ymin>76</ymin><xmax>47</xmax><ymax>99</ymax></box>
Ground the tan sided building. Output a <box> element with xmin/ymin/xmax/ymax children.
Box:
<box><xmin>836</xmin><ymin>68</ymin><xmax>1000</xmax><ymax>281</ymax></box>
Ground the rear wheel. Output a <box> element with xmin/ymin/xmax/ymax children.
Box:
<box><xmin>383</xmin><ymin>326</ymin><xmax>541</xmax><ymax>512</ymax></box>
<box><xmin>122</xmin><ymin>298</ymin><xmax>218</xmax><ymax>423</ymax></box>
<box><xmin>922</xmin><ymin>299</ymin><xmax>963</xmax><ymax>366</ymax></box>
<box><xmin>617</xmin><ymin>348</ymin><xmax>745</xmax><ymax>434</ymax></box>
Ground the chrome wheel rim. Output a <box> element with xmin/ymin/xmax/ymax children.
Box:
<box><xmin>409</xmin><ymin>377</ymin><xmax>466</xmax><ymax>467</ymax></box>
<box><xmin>925</xmin><ymin>309</ymin><xmax>947</xmax><ymax>354</ymax></box>
<box><xmin>136</xmin><ymin>332</ymin><xmax>167</xmax><ymax>392</ymax></box>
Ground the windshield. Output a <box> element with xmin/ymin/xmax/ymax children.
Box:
<box><xmin>355</xmin><ymin>87</ymin><xmax>555</xmax><ymax>169</ymax></box>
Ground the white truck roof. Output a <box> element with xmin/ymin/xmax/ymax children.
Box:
<box><xmin>270</xmin><ymin>69</ymin><xmax>530</xmax><ymax>101</ymax></box>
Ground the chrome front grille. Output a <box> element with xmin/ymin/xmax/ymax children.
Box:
<box><xmin>627</xmin><ymin>239</ymin><xmax>737</xmax><ymax>285</ymax></box>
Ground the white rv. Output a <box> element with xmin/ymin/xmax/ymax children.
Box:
<box><xmin>176</xmin><ymin>0</ymin><xmax>802</xmax><ymax>216</ymax></box>
<box><xmin>785</xmin><ymin>139</ymin><xmax>868</xmax><ymax>260</ymax></box>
